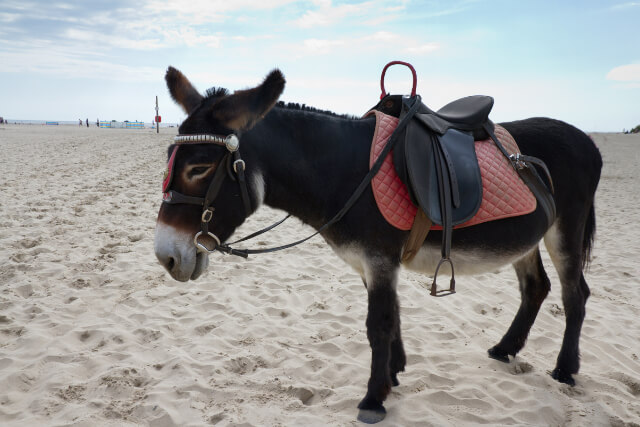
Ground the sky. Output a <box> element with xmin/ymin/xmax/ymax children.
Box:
<box><xmin>0</xmin><ymin>0</ymin><xmax>638</xmax><ymax>131</ymax></box>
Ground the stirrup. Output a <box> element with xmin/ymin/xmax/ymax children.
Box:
<box><xmin>430</xmin><ymin>258</ymin><xmax>456</xmax><ymax>297</ymax></box>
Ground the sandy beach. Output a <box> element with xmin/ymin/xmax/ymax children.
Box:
<box><xmin>0</xmin><ymin>124</ymin><xmax>638</xmax><ymax>426</ymax></box>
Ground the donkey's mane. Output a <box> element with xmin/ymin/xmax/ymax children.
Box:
<box><xmin>205</xmin><ymin>87</ymin><xmax>230</xmax><ymax>99</ymax></box>
<box><xmin>275</xmin><ymin>101</ymin><xmax>358</xmax><ymax>120</ymax></box>
<box><xmin>204</xmin><ymin>86</ymin><xmax>357</xmax><ymax>119</ymax></box>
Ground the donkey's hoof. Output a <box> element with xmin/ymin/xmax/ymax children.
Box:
<box><xmin>488</xmin><ymin>346</ymin><xmax>510</xmax><ymax>363</ymax></box>
<box><xmin>357</xmin><ymin>397</ymin><xmax>386</xmax><ymax>424</ymax></box>
<box><xmin>551</xmin><ymin>368</ymin><xmax>576</xmax><ymax>386</ymax></box>
<box><xmin>357</xmin><ymin>408</ymin><xmax>386</xmax><ymax>424</ymax></box>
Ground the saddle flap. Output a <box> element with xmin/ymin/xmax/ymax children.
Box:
<box><xmin>403</xmin><ymin>120</ymin><xmax>483</xmax><ymax>226</ymax></box>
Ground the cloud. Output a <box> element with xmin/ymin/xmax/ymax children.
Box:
<box><xmin>0</xmin><ymin>45</ymin><xmax>160</xmax><ymax>82</ymax></box>
<box><xmin>611</xmin><ymin>2</ymin><xmax>640</xmax><ymax>10</ymax></box>
<box><xmin>64</xmin><ymin>28</ymin><xmax>165</xmax><ymax>50</ymax></box>
<box><xmin>0</xmin><ymin>12</ymin><xmax>20</xmax><ymax>23</ymax></box>
<box><xmin>404</xmin><ymin>43</ymin><xmax>440</xmax><ymax>54</ymax></box>
<box><xmin>292</xmin><ymin>31</ymin><xmax>440</xmax><ymax>57</ymax></box>
<box><xmin>606</xmin><ymin>64</ymin><xmax>640</xmax><ymax>84</ymax></box>
<box><xmin>145</xmin><ymin>0</ymin><xmax>299</xmax><ymax>24</ymax></box>
<box><xmin>303</xmin><ymin>38</ymin><xmax>346</xmax><ymax>54</ymax></box>
<box><xmin>0</xmin><ymin>0</ymin><xmax>278</xmax><ymax>56</ymax></box>
<box><xmin>292</xmin><ymin>0</ymin><xmax>474</xmax><ymax>29</ymax></box>
<box><xmin>294</xmin><ymin>0</ymin><xmax>374</xmax><ymax>28</ymax></box>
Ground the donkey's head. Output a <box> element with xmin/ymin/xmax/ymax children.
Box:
<box><xmin>155</xmin><ymin>67</ymin><xmax>285</xmax><ymax>281</ymax></box>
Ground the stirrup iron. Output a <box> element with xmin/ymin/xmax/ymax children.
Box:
<box><xmin>430</xmin><ymin>258</ymin><xmax>456</xmax><ymax>297</ymax></box>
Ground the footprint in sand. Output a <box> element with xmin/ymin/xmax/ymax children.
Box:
<box><xmin>18</xmin><ymin>237</ymin><xmax>42</xmax><ymax>249</ymax></box>
<box><xmin>194</xmin><ymin>323</ymin><xmax>218</xmax><ymax>335</ymax></box>
<box><xmin>10</xmin><ymin>252</ymin><xmax>31</xmax><ymax>263</ymax></box>
<box><xmin>224</xmin><ymin>356</ymin><xmax>268</xmax><ymax>375</ymax></box>
<box><xmin>57</xmin><ymin>384</ymin><xmax>87</xmax><ymax>402</ymax></box>
<box><xmin>133</xmin><ymin>328</ymin><xmax>162</xmax><ymax>343</ymax></box>
<box><xmin>287</xmin><ymin>386</ymin><xmax>315</xmax><ymax>405</ymax></box>
<box><xmin>70</xmin><ymin>278</ymin><xmax>91</xmax><ymax>289</ymax></box>
<box><xmin>548</xmin><ymin>303</ymin><xmax>564</xmax><ymax>317</ymax></box>
<box><xmin>509</xmin><ymin>360</ymin><xmax>534</xmax><ymax>375</ymax></box>
<box><xmin>610</xmin><ymin>373</ymin><xmax>640</xmax><ymax>397</ymax></box>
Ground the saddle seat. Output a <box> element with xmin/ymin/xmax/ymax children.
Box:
<box><xmin>431</xmin><ymin>95</ymin><xmax>494</xmax><ymax>129</ymax></box>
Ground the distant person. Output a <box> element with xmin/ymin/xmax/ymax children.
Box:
<box><xmin>79</xmin><ymin>119</ymin><xmax>82</xmax><ymax>126</ymax></box>
<box><xmin>86</xmin><ymin>118</ymin><xmax>89</xmax><ymax>127</ymax></box>
<box><xmin>96</xmin><ymin>118</ymin><xmax>99</xmax><ymax>127</ymax></box>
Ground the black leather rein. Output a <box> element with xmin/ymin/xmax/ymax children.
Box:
<box><xmin>162</xmin><ymin>96</ymin><xmax>422</xmax><ymax>259</ymax></box>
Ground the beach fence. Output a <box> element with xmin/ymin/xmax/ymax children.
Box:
<box><xmin>99</xmin><ymin>121</ymin><xmax>145</xmax><ymax>129</ymax></box>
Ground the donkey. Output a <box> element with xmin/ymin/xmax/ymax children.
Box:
<box><xmin>154</xmin><ymin>67</ymin><xmax>602</xmax><ymax>423</ymax></box>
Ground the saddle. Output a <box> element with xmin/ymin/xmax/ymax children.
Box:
<box><xmin>370</xmin><ymin>61</ymin><xmax>556</xmax><ymax>296</ymax></box>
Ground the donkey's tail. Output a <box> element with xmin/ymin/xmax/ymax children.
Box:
<box><xmin>582</xmin><ymin>203</ymin><xmax>596</xmax><ymax>271</ymax></box>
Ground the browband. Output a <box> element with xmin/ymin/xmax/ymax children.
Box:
<box><xmin>173</xmin><ymin>134</ymin><xmax>240</xmax><ymax>152</ymax></box>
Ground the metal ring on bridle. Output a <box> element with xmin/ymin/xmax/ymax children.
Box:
<box><xmin>194</xmin><ymin>231</ymin><xmax>221</xmax><ymax>253</ymax></box>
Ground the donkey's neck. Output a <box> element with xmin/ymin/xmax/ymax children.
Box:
<box><xmin>244</xmin><ymin>107</ymin><xmax>375</xmax><ymax>230</ymax></box>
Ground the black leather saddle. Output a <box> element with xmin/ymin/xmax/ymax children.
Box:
<box><xmin>371</xmin><ymin>94</ymin><xmax>490</xmax><ymax>265</ymax></box>
<box><xmin>396</xmin><ymin>95</ymin><xmax>492</xmax><ymax>224</ymax></box>
<box><xmin>369</xmin><ymin>61</ymin><xmax>556</xmax><ymax>295</ymax></box>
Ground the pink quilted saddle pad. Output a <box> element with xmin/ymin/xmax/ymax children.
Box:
<box><xmin>366</xmin><ymin>110</ymin><xmax>536</xmax><ymax>231</ymax></box>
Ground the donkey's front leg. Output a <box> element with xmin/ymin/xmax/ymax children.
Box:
<box><xmin>357</xmin><ymin>264</ymin><xmax>400</xmax><ymax>424</ymax></box>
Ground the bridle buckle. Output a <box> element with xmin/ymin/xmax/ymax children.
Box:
<box><xmin>201</xmin><ymin>208</ymin><xmax>214</xmax><ymax>223</ymax></box>
<box><xmin>509</xmin><ymin>153</ymin><xmax>528</xmax><ymax>170</ymax></box>
<box><xmin>233</xmin><ymin>159</ymin><xmax>246</xmax><ymax>173</ymax></box>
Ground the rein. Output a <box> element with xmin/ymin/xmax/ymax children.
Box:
<box><xmin>162</xmin><ymin>95</ymin><xmax>422</xmax><ymax>258</ymax></box>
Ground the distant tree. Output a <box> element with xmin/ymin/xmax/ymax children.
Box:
<box><xmin>630</xmin><ymin>125</ymin><xmax>640</xmax><ymax>134</ymax></box>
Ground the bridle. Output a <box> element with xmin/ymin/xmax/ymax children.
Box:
<box><xmin>161</xmin><ymin>95</ymin><xmax>423</xmax><ymax>259</ymax></box>
<box><xmin>162</xmin><ymin>133</ymin><xmax>254</xmax><ymax>257</ymax></box>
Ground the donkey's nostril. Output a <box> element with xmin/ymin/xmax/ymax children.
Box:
<box><xmin>167</xmin><ymin>257</ymin><xmax>175</xmax><ymax>271</ymax></box>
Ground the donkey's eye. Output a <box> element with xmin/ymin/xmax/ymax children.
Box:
<box><xmin>187</xmin><ymin>165</ymin><xmax>214</xmax><ymax>179</ymax></box>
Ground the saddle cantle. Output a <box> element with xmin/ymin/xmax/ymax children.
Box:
<box><xmin>369</xmin><ymin>61</ymin><xmax>556</xmax><ymax>296</ymax></box>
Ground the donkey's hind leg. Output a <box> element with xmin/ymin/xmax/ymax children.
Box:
<box><xmin>488</xmin><ymin>246</ymin><xmax>551</xmax><ymax>362</ymax></box>
<box><xmin>544</xmin><ymin>222</ymin><xmax>590</xmax><ymax>386</ymax></box>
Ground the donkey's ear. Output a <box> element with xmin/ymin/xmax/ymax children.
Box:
<box><xmin>211</xmin><ymin>69</ymin><xmax>285</xmax><ymax>131</ymax></box>
<box><xmin>165</xmin><ymin>66</ymin><xmax>204</xmax><ymax>115</ymax></box>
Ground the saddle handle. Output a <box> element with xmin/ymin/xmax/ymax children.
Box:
<box><xmin>380</xmin><ymin>61</ymin><xmax>417</xmax><ymax>99</ymax></box>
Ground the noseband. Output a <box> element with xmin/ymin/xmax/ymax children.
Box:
<box><xmin>162</xmin><ymin>133</ymin><xmax>253</xmax><ymax>256</ymax></box>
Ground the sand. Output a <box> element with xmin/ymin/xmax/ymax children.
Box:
<box><xmin>0</xmin><ymin>124</ymin><xmax>638</xmax><ymax>426</ymax></box>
